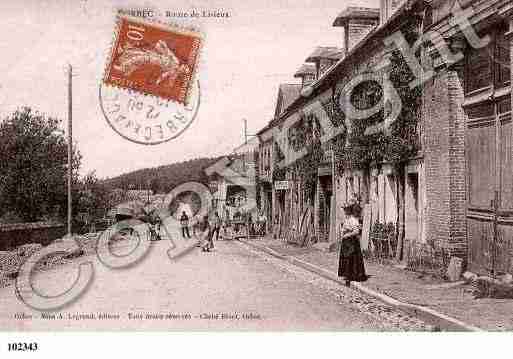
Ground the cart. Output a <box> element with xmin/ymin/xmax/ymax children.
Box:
<box><xmin>221</xmin><ymin>219</ymin><xmax>248</xmax><ymax>240</ymax></box>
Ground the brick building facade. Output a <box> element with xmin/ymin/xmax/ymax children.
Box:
<box><xmin>256</xmin><ymin>0</ymin><xmax>513</xmax><ymax>276</ymax></box>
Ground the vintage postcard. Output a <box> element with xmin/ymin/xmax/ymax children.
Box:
<box><xmin>0</xmin><ymin>0</ymin><xmax>512</xmax><ymax>348</ymax></box>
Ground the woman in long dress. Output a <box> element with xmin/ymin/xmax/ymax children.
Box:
<box><xmin>338</xmin><ymin>200</ymin><xmax>367</xmax><ymax>287</ymax></box>
<box><xmin>200</xmin><ymin>215</ymin><xmax>214</xmax><ymax>252</ymax></box>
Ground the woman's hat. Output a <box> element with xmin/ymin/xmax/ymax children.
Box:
<box><xmin>341</xmin><ymin>196</ymin><xmax>359</xmax><ymax>209</ymax></box>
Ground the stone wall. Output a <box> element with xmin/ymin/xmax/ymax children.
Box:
<box><xmin>0</xmin><ymin>222</ymin><xmax>65</xmax><ymax>251</ymax></box>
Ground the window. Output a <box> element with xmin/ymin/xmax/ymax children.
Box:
<box><xmin>350</xmin><ymin>80</ymin><xmax>383</xmax><ymax>110</ymax></box>
<box><xmin>304</xmin><ymin>74</ymin><xmax>315</xmax><ymax>83</ymax></box>
<box><xmin>464</xmin><ymin>27</ymin><xmax>512</xmax><ymax>211</ymax></box>
<box><xmin>465</xmin><ymin>27</ymin><xmax>510</xmax><ymax>94</ymax></box>
<box><xmin>466</xmin><ymin>45</ymin><xmax>492</xmax><ymax>94</ymax></box>
<box><xmin>494</xmin><ymin>31</ymin><xmax>511</xmax><ymax>88</ymax></box>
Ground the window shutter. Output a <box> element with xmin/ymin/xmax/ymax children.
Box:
<box><xmin>466</xmin><ymin>46</ymin><xmax>492</xmax><ymax>94</ymax></box>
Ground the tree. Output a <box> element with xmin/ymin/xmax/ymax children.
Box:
<box><xmin>76</xmin><ymin>171</ymin><xmax>110</xmax><ymax>220</ymax></box>
<box><xmin>0</xmin><ymin>107</ymin><xmax>81</xmax><ymax>222</ymax></box>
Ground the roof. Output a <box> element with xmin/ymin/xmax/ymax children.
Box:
<box><xmin>256</xmin><ymin>119</ymin><xmax>274</xmax><ymax>136</ymax></box>
<box><xmin>294</xmin><ymin>63</ymin><xmax>316</xmax><ymax>77</ymax></box>
<box><xmin>276</xmin><ymin>84</ymin><xmax>302</xmax><ymax>117</ymax></box>
<box><xmin>305</xmin><ymin>46</ymin><xmax>344</xmax><ymax>62</ymax></box>
<box><xmin>253</xmin><ymin>0</ymin><xmax>422</xmax><ymax>142</ymax></box>
<box><xmin>256</xmin><ymin>84</ymin><xmax>301</xmax><ymax>137</ymax></box>
<box><xmin>232</xmin><ymin>137</ymin><xmax>259</xmax><ymax>154</ymax></box>
<box><xmin>283</xmin><ymin>0</ymin><xmax>421</xmax><ymax>117</ymax></box>
<box><xmin>333</xmin><ymin>6</ymin><xmax>380</xmax><ymax>27</ymax></box>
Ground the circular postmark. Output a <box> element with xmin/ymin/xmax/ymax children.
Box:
<box><xmin>99</xmin><ymin>80</ymin><xmax>200</xmax><ymax>145</ymax></box>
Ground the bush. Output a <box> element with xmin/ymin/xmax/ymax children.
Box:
<box><xmin>369</xmin><ymin>222</ymin><xmax>396</xmax><ymax>259</ymax></box>
<box><xmin>406</xmin><ymin>242</ymin><xmax>450</xmax><ymax>278</ymax></box>
<box><xmin>0</xmin><ymin>212</ymin><xmax>23</xmax><ymax>224</ymax></box>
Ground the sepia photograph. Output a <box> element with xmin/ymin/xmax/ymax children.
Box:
<box><xmin>0</xmin><ymin>0</ymin><xmax>512</xmax><ymax>353</ymax></box>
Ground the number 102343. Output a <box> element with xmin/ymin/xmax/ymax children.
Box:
<box><xmin>8</xmin><ymin>342</ymin><xmax>38</xmax><ymax>352</ymax></box>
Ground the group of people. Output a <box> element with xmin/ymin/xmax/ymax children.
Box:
<box><xmin>179</xmin><ymin>210</ymin><xmax>222</xmax><ymax>252</ymax></box>
<box><xmin>177</xmin><ymin>200</ymin><xmax>367</xmax><ymax>285</ymax></box>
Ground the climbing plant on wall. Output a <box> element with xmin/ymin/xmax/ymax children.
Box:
<box><xmin>329</xmin><ymin>24</ymin><xmax>421</xmax><ymax>172</ymax></box>
<box><xmin>272</xmin><ymin>139</ymin><xmax>286</xmax><ymax>182</ymax></box>
<box><xmin>288</xmin><ymin>112</ymin><xmax>324</xmax><ymax>202</ymax></box>
<box><xmin>384</xmin><ymin>47</ymin><xmax>422</xmax><ymax>164</ymax></box>
<box><xmin>295</xmin><ymin>136</ymin><xmax>323</xmax><ymax>201</ymax></box>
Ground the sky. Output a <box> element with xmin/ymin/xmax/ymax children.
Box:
<box><xmin>0</xmin><ymin>0</ymin><xmax>378</xmax><ymax>179</ymax></box>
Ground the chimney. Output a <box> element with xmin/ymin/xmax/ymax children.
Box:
<box><xmin>294</xmin><ymin>63</ymin><xmax>317</xmax><ymax>87</ymax></box>
<box><xmin>333</xmin><ymin>7</ymin><xmax>380</xmax><ymax>56</ymax></box>
<box><xmin>305</xmin><ymin>47</ymin><xmax>344</xmax><ymax>78</ymax></box>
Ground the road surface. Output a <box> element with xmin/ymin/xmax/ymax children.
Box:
<box><xmin>0</xmin><ymin>236</ymin><xmax>429</xmax><ymax>331</ymax></box>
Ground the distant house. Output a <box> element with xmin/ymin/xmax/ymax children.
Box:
<box><xmin>125</xmin><ymin>190</ymin><xmax>153</xmax><ymax>202</ymax></box>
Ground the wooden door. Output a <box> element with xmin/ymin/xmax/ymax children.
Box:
<box><xmin>467</xmin><ymin>97</ymin><xmax>512</xmax><ymax>275</ymax></box>
<box><xmin>465</xmin><ymin>28</ymin><xmax>512</xmax><ymax>276</ymax></box>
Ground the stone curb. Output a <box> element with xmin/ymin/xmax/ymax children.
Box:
<box><xmin>238</xmin><ymin>239</ymin><xmax>483</xmax><ymax>332</ymax></box>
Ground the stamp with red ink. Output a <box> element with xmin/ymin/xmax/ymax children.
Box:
<box><xmin>104</xmin><ymin>16</ymin><xmax>202</xmax><ymax>105</ymax></box>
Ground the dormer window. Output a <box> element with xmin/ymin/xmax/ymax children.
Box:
<box><xmin>333</xmin><ymin>7</ymin><xmax>380</xmax><ymax>54</ymax></box>
<box><xmin>304</xmin><ymin>47</ymin><xmax>343</xmax><ymax>79</ymax></box>
<box><xmin>304</xmin><ymin>74</ymin><xmax>315</xmax><ymax>83</ymax></box>
<box><xmin>294</xmin><ymin>63</ymin><xmax>317</xmax><ymax>87</ymax></box>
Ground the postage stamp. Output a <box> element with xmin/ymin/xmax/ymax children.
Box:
<box><xmin>104</xmin><ymin>16</ymin><xmax>202</xmax><ymax>105</ymax></box>
<box><xmin>100</xmin><ymin>15</ymin><xmax>202</xmax><ymax>145</ymax></box>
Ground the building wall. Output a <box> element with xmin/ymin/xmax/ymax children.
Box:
<box><xmin>405</xmin><ymin>160</ymin><xmax>427</xmax><ymax>255</ymax></box>
<box><xmin>447</xmin><ymin>67</ymin><xmax>468</xmax><ymax>258</ymax></box>
<box><xmin>383</xmin><ymin>164</ymin><xmax>397</xmax><ymax>225</ymax></box>
<box><xmin>369</xmin><ymin>166</ymin><xmax>398</xmax><ymax>227</ymax></box>
<box><xmin>423</xmin><ymin>68</ymin><xmax>451</xmax><ymax>251</ymax></box>
<box><xmin>422</xmin><ymin>62</ymin><xmax>467</xmax><ymax>258</ymax></box>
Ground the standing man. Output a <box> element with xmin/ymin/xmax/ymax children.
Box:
<box><xmin>211</xmin><ymin>212</ymin><xmax>221</xmax><ymax>241</ymax></box>
<box><xmin>180</xmin><ymin>211</ymin><xmax>191</xmax><ymax>239</ymax></box>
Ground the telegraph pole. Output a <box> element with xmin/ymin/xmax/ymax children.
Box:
<box><xmin>242</xmin><ymin>119</ymin><xmax>258</xmax><ymax>171</ymax></box>
<box><xmin>67</xmin><ymin>64</ymin><xmax>73</xmax><ymax>237</ymax></box>
<box><xmin>243</xmin><ymin>118</ymin><xmax>248</xmax><ymax>145</ymax></box>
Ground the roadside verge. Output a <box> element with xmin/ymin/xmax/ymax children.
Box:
<box><xmin>238</xmin><ymin>238</ymin><xmax>483</xmax><ymax>332</ymax></box>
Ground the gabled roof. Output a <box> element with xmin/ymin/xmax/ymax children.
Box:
<box><xmin>333</xmin><ymin>6</ymin><xmax>380</xmax><ymax>27</ymax></box>
<box><xmin>273</xmin><ymin>83</ymin><xmax>302</xmax><ymax>119</ymax></box>
<box><xmin>294</xmin><ymin>63</ymin><xmax>316</xmax><ymax>78</ymax></box>
<box><xmin>256</xmin><ymin>83</ymin><xmax>302</xmax><ymax>138</ymax></box>
<box><xmin>305</xmin><ymin>46</ymin><xmax>344</xmax><ymax>62</ymax></box>
<box><xmin>256</xmin><ymin>121</ymin><xmax>273</xmax><ymax>136</ymax></box>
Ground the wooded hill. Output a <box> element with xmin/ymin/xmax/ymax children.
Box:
<box><xmin>102</xmin><ymin>156</ymin><xmax>224</xmax><ymax>194</ymax></box>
